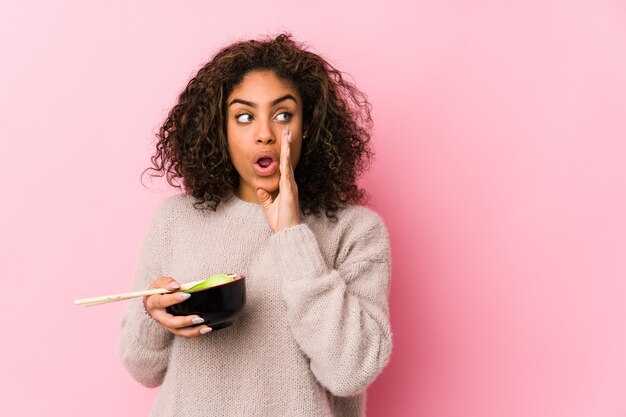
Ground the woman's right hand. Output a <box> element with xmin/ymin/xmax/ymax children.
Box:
<box><xmin>143</xmin><ymin>276</ymin><xmax>213</xmax><ymax>337</ymax></box>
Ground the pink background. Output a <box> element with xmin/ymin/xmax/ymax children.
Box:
<box><xmin>1</xmin><ymin>0</ymin><xmax>625</xmax><ymax>416</ymax></box>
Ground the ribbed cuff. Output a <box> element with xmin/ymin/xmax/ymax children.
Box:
<box><xmin>269</xmin><ymin>223</ymin><xmax>329</xmax><ymax>281</ymax></box>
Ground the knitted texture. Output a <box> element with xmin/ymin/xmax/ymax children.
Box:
<box><xmin>119</xmin><ymin>193</ymin><xmax>392</xmax><ymax>417</ymax></box>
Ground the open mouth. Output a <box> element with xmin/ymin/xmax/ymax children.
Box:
<box><xmin>257</xmin><ymin>157</ymin><xmax>273</xmax><ymax>168</ymax></box>
<box><xmin>253</xmin><ymin>152</ymin><xmax>278</xmax><ymax>176</ymax></box>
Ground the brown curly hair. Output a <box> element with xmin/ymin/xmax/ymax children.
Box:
<box><xmin>142</xmin><ymin>32</ymin><xmax>374</xmax><ymax>221</ymax></box>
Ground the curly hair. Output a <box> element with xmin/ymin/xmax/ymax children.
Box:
<box><xmin>142</xmin><ymin>32</ymin><xmax>374</xmax><ymax>221</ymax></box>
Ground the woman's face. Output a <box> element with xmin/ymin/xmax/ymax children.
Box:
<box><xmin>226</xmin><ymin>70</ymin><xmax>304</xmax><ymax>202</ymax></box>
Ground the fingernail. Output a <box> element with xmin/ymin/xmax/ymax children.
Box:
<box><xmin>191</xmin><ymin>317</ymin><xmax>205</xmax><ymax>324</ymax></box>
<box><xmin>200</xmin><ymin>326</ymin><xmax>212</xmax><ymax>334</ymax></box>
<box><xmin>285</xmin><ymin>126</ymin><xmax>290</xmax><ymax>135</ymax></box>
<box><xmin>167</xmin><ymin>282</ymin><xmax>180</xmax><ymax>290</ymax></box>
<box><xmin>176</xmin><ymin>292</ymin><xmax>191</xmax><ymax>301</ymax></box>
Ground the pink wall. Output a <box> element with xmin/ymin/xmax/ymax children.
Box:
<box><xmin>1</xmin><ymin>0</ymin><xmax>625</xmax><ymax>416</ymax></box>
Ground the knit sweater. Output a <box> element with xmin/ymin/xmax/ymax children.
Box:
<box><xmin>119</xmin><ymin>193</ymin><xmax>392</xmax><ymax>417</ymax></box>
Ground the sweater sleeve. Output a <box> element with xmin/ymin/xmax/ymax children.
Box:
<box><xmin>269</xmin><ymin>211</ymin><xmax>392</xmax><ymax>397</ymax></box>
<box><xmin>119</xmin><ymin>202</ymin><xmax>174</xmax><ymax>388</ymax></box>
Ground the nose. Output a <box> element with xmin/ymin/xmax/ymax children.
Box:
<box><xmin>256</xmin><ymin>119</ymin><xmax>275</xmax><ymax>144</ymax></box>
<box><xmin>256</xmin><ymin>135</ymin><xmax>274</xmax><ymax>144</ymax></box>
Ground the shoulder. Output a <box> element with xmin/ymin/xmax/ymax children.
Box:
<box><xmin>153</xmin><ymin>193</ymin><xmax>201</xmax><ymax>221</ymax></box>
<box><xmin>158</xmin><ymin>193</ymin><xmax>195</xmax><ymax>211</ymax></box>
<box><xmin>307</xmin><ymin>204</ymin><xmax>389</xmax><ymax>239</ymax></box>
<box><xmin>337</xmin><ymin>205</ymin><xmax>390</xmax><ymax>253</ymax></box>
<box><xmin>338</xmin><ymin>204</ymin><xmax>388</xmax><ymax>234</ymax></box>
<box><xmin>305</xmin><ymin>204</ymin><xmax>390</xmax><ymax>265</ymax></box>
<box><xmin>143</xmin><ymin>194</ymin><xmax>201</xmax><ymax>237</ymax></box>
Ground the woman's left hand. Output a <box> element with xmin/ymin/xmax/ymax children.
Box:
<box><xmin>256</xmin><ymin>127</ymin><xmax>301</xmax><ymax>232</ymax></box>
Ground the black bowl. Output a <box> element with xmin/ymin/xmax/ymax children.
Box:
<box><xmin>166</xmin><ymin>275</ymin><xmax>246</xmax><ymax>331</ymax></box>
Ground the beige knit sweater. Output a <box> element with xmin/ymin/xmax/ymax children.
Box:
<box><xmin>119</xmin><ymin>193</ymin><xmax>392</xmax><ymax>417</ymax></box>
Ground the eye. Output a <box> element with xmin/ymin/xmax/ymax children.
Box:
<box><xmin>275</xmin><ymin>112</ymin><xmax>292</xmax><ymax>122</ymax></box>
<box><xmin>235</xmin><ymin>113</ymin><xmax>253</xmax><ymax>123</ymax></box>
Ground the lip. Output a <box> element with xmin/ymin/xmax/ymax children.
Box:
<box><xmin>252</xmin><ymin>150</ymin><xmax>278</xmax><ymax>177</ymax></box>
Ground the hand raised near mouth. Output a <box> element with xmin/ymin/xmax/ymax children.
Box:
<box><xmin>255</xmin><ymin>126</ymin><xmax>302</xmax><ymax>232</ymax></box>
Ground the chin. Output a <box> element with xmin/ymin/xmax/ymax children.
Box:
<box><xmin>252</xmin><ymin>177</ymin><xmax>279</xmax><ymax>193</ymax></box>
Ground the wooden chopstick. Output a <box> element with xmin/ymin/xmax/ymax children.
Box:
<box><xmin>74</xmin><ymin>279</ymin><xmax>205</xmax><ymax>307</ymax></box>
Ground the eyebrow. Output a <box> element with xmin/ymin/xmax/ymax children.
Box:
<box><xmin>228</xmin><ymin>94</ymin><xmax>297</xmax><ymax>108</ymax></box>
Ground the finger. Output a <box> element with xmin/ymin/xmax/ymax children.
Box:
<box><xmin>153</xmin><ymin>311</ymin><xmax>206</xmax><ymax>330</ymax></box>
<box><xmin>172</xmin><ymin>325</ymin><xmax>213</xmax><ymax>338</ymax></box>
<box><xmin>149</xmin><ymin>276</ymin><xmax>180</xmax><ymax>291</ymax></box>
<box><xmin>280</xmin><ymin>128</ymin><xmax>291</xmax><ymax>184</ymax></box>
<box><xmin>256</xmin><ymin>187</ymin><xmax>273</xmax><ymax>207</ymax></box>
<box><xmin>283</xmin><ymin>129</ymin><xmax>297</xmax><ymax>186</ymax></box>
<box><xmin>151</xmin><ymin>308</ymin><xmax>212</xmax><ymax>337</ymax></box>
<box><xmin>148</xmin><ymin>307</ymin><xmax>175</xmax><ymax>326</ymax></box>
<box><xmin>280</xmin><ymin>128</ymin><xmax>288</xmax><ymax>169</ymax></box>
<box><xmin>146</xmin><ymin>291</ymin><xmax>191</xmax><ymax>310</ymax></box>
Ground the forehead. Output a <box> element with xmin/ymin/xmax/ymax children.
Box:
<box><xmin>227</xmin><ymin>70</ymin><xmax>300</xmax><ymax>103</ymax></box>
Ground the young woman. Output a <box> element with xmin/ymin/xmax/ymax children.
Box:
<box><xmin>120</xmin><ymin>33</ymin><xmax>392</xmax><ymax>417</ymax></box>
